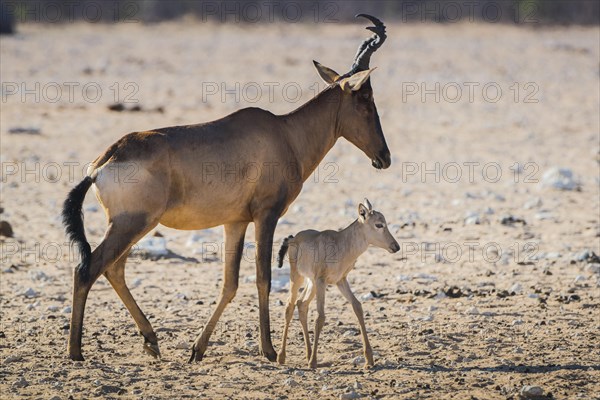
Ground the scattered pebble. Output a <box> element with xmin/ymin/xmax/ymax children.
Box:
<box><xmin>540</xmin><ymin>167</ymin><xmax>580</xmax><ymax>191</ymax></box>
<box><xmin>585</xmin><ymin>263</ymin><xmax>600</xmax><ymax>274</ymax></box>
<box><xmin>0</xmin><ymin>220</ymin><xmax>13</xmax><ymax>237</ymax></box>
<box><xmin>464</xmin><ymin>211</ymin><xmax>481</xmax><ymax>225</ymax></box>
<box><xmin>352</xmin><ymin>356</ymin><xmax>365</xmax><ymax>365</ymax></box>
<box><xmin>509</xmin><ymin>283</ymin><xmax>523</xmax><ymax>294</ymax></box>
<box><xmin>523</xmin><ymin>197</ymin><xmax>542</xmax><ymax>210</ymax></box>
<box><xmin>3</xmin><ymin>355</ymin><xmax>21</xmax><ymax>364</ymax></box>
<box><xmin>465</xmin><ymin>307</ymin><xmax>479</xmax><ymax>315</ymax></box>
<box><xmin>29</xmin><ymin>270</ymin><xmax>51</xmax><ymax>282</ymax></box>
<box><xmin>284</xmin><ymin>378</ymin><xmax>299</xmax><ymax>387</ymax></box>
<box><xmin>520</xmin><ymin>385</ymin><xmax>545</xmax><ymax>399</ymax></box>
<box><xmin>135</xmin><ymin>236</ymin><xmax>168</xmax><ymax>258</ymax></box>
<box><xmin>21</xmin><ymin>288</ymin><xmax>39</xmax><ymax>298</ymax></box>
<box><xmin>500</xmin><ymin>215</ymin><xmax>527</xmax><ymax>226</ymax></box>
<box><xmin>12</xmin><ymin>377</ymin><xmax>29</xmax><ymax>388</ymax></box>
<box><xmin>534</xmin><ymin>210</ymin><xmax>554</xmax><ymax>220</ymax></box>
<box><xmin>340</xmin><ymin>390</ymin><xmax>361</xmax><ymax>400</ymax></box>
<box><xmin>175</xmin><ymin>341</ymin><xmax>190</xmax><ymax>350</ymax></box>
<box><xmin>573</xmin><ymin>250</ymin><xmax>600</xmax><ymax>263</ymax></box>
<box><xmin>62</xmin><ymin>306</ymin><xmax>71</xmax><ymax>314</ymax></box>
<box><xmin>8</xmin><ymin>127</ymin><xmax>40</xmax><ymax>135</ymax></box>
<box><xmin>47</xmin><ymin>305</ymin><xmax>60</xmax><ymax>312</ymax></box>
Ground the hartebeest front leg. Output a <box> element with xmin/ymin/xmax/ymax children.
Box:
<box><xmin>190</xmin><ymin>222</ymin><xmax>248</xmax><ymax>362</ymax></box>
<box><xmin>308</xmin><ymin>279</ymin><xmax>326</xmax><ymax>369</ymax></box>
<box><xmin>254</xmin><ymin>215</ymin><xmax>278</xmax><ymax>362</ymax></box>
<box><xmin>337</xmin><ymin>278</ymin><xmax>373</xmax><ymax>367</ymax></box>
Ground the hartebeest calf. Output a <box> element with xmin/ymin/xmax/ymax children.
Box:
<box><xmin>276</xmin><ymin>199</ymin><xmax>399</xmax><ymax>368</ymax></box>
<box><xmin>62</xmin><ymin>15</ymin><xmax>390</xmax><ymax>362</ymax></box>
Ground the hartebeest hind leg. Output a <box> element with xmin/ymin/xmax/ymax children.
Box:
<box><xmin>277</xmin><ymin>268</ymin><xmax>303</xmax><ymax>365</ymax></box>
<box><xmin>254</xmin><ymin>214</ymin><xmax>279</xmax><ymax>361</ymax></box>
<box><xmin>189</xmin><ymin>222</ymin><xmax>248</xmax><ymax>362</ymax></box>
<box><xmin>104</xmin><ymin>250</ymin><xmax>160</xmax><ymax>358</ymax></box>
<box><xmin>69</xmin><ymin>214</ymin><xmax>158</xmax><ymax>361</ymax></box>
<box><xmin>297</xmin><ymin>280</ymin><xmax>316</xmax><ymax>361</ymax></box>
<box><xmin>308</xmin><ymin>279</ymin><xmax>326</xmax><ymax>369</ymax></box>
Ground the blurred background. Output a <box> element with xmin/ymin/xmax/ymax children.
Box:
<box><xmin>1</xmin><ymin>0</ymin><xmax>599</xmax><ymax>32</ymax></box>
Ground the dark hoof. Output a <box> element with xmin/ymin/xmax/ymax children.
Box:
<box><xmin>69</xmin><ymin>353</ymin><xmax>84</xmax><ymax>362</ymax></box>
<box><xmin>188</xmin><ymin>348</ymin><xmax>203</xmax><ymax>363</ymax></box>
<box><xmin>143</xmin><ymin>341</ymin><xmax>161</xmax><ymax>359</ymax></box>
<box><xmin>261</xmin><ymin>348</ymin><xmax>277</xmax><ymax>362</ymax></box>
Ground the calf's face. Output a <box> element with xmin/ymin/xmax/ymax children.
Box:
<box><xmin>358</xmin><ymin>202</ymin><xmax>400</xmax><ymax>253</ymax></box>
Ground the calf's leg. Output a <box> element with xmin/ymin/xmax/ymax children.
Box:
<box><xmin>337</xmin><ymin>278</ymin><xmax>373</xmax><ymax>367</ymax></box>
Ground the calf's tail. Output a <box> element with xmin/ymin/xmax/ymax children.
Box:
<box><xmin>277</xmin><ymin>235</ymin><xmax>294</xmax><ymax>269</ymax></box>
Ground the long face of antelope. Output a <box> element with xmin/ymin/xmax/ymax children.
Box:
<box><xmin>312</xmin><ymin>14</ymin><xmax>391</xmax><ymax>170</ymax></box>
<box><xmin>358</xmin><ymin>201</ymin><xmax>400</xmax><ymax>253</ymax></box>
<box><xmin>341</xmin><ymin>80</ymin><xmax>391</xmax><ymax>170</ymax></box>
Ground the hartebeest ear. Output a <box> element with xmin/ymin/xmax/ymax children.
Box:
<box><xmin>338</xmin><ymin>68</ymin><xmax>376</xmax><ymax>92</ymax></box>
<box><xmin>313</xmin><ymin>60</ymin><xmax>341</xmax><ymax>84</ymax></box>
<box><xmin>358</xmin><ymin>203</ymin><xmax>369</xmax><ymax>222</ymax></box>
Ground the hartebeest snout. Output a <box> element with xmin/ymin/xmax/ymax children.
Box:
<box><xmin>276</xmin><ymin>199</ymin><xmax>399</xmax><ymax>369</ymax></box>
<box><xmin>62</xmin><ymin>14</ymin><xmax>390</xmax><ymax>362</ymax></box>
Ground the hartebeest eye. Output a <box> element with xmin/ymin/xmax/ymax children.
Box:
<box><xmin>375</xmin><ymin>223</ymin><xmax>384</xmax><ymax>229</ymax></box>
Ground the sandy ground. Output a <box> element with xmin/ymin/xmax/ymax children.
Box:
<box><xmin>1</xmin><ymin>20</ymin><xmax>599</xmax><ymax>399</ymax></box>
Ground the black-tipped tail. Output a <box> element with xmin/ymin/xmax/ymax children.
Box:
<box><xmin>277</xmin><ymin>235</ymin><xmax>294</xmax><ymax>268</ymax></box>
<box><xmin>62</xmin><ymin>176</ymin><xmax>93</xmax><ymax>281</ymax></box>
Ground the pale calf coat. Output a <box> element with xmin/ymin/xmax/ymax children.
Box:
<box><xmin>276</xmin><ymin>199</ymin><xmax>399</xmax><ymax>368</ymax></box>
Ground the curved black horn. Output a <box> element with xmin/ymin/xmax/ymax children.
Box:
<box><xmin>350</xmin><ymin>14</ymin><xmax>387</xmax><ymax>73</ymax></box>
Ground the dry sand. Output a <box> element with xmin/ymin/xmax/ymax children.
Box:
<box><xmin>1</xmin><ymin>20</ymin><xmax>599</xmax><ymax>399</ymax></box>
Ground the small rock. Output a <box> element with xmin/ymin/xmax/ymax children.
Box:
<box><xmin>540</xmin><ymin>167</ymin><xmax>580</xmax><ymax>191</ymax></box>
<box><xmin>520</xmin><ymin>385</ymin><xmax>544</xmax><ymax>399</ymax></box>
<box><xmin>8</xmin><ymin>127</ymin><xmax>40</xmax><ymax>135</ymax></box>
<box><xmin>360</xmin><ymin>292</ymin><xmax>374</xmax><ymax>301</ymax></box>
<box><xmin>573</xmin><ymin>275</ymin><xmax>586</xmax><ymax>283</ymax></box>
<box><xmin>500</xmin><ymin>215</ymin><xmax>527</xmax><ymax>225</ymax></box>
<box><xmin>340</xmin><ymin>391</ymin><xmax>361</xmax><ymax>400</ymax></box>
<box><xmin>534</xmin><ymin>210</ymin><xmax>554</xmax><ymax>220</ymax></box>
<box><xmin>47</xmin><ymin>305</ymin><xmax>60</xmax><ymax>312</ymax></box>
<box><xmin>464</xmin><ymin>211</ymin><xmax>481</xmax><ymax>225</ymax></box>
<box><xmin>12</xmin><ymin>377</ymin><xmax>29</xmax><ymax>388</ymax></box>
<box><xmin>130</xmin><ymin>278</ymin><xmax>142</xmax><ymax>289</ymax></box>
<box><xmin>284</xmin><ymin>378</ymin><xmax>299</xmax><ymax>387</ymax></box>
<box><xmin>573</xmin><ymin>250</ymin><xmax>600</xmax><ymax>263</ymax></box>
<box><xmin>175</xmin><ymin>341</ymin><xmax>190</xmax><ymax>350</ymax></box>
<box><xmin>62</xmin><ymin>306</ymin><xmax>71</xmax><ymax>313</ymax></box>
<box><xmin>465</xmin><ymin>306</ymin><xmax>479</xmax><ymax>315</ymax></box>
<box><xmin>21</xmin><ymin>288</ymin><xmax>39</xmax><ymax>298</ymax></box>
<box><xmin>3</xmin><ymin>355</ymin><xmax>21</xmax><ymax>364</ymax></box>
<box><xmin>352</xmin><ymin>356</ymin><xmax>365</xmax><ymax>365</ymax></box>
<box><xmin>509</xmin><ymin>283</ymin><xmax>523</xmax><ymax>294</ymax></box>
<box><xmin>585</xmin><ymin>263</ymin><xmax>600</xmax><ymax>274</ymax></box>
<box><xmin>512</xmin><ymin>319</ymin><xmax>524</xmax><ymax>326</ymax></box>
<box><xmin>98</xmin><ymin>385</ymin><xmax>123</xmax><ymax>394</ymax></box>
<box><xmin>523</xmin><ymin>197</ymin><xmax>542</xmax><ymax>210</ymax></box>
<box><xmin>29</xmin><ymin>270</ymin><xmax>51</xmax><ymax>282</ymax></box>
<box><xmin>0</xmin><ymin>220</ymin><xmax>13</xmax><ymax>237</ymax></box>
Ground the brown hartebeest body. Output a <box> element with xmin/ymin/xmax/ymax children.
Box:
<box><xmin>62</xmin><ymin>14</ymin><xmax>390</xmax><ymax>362</ymax></box>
